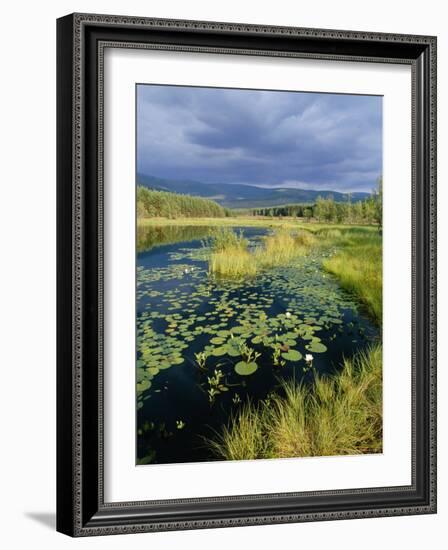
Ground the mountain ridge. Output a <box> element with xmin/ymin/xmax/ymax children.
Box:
<box><xmin>137</xmin><ymin>174</ymin><xmax>371</xmax><ymax>209</ymax></box>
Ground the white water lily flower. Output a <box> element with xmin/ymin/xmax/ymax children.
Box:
<box><xmin>184</xmin><ymin>268</ymin><xmax>190</xmax><ymax>274</ymax></box>
<box><xmin>305</xmin><ymin>354</ymin><xmax>314</xmax><ymax>363</ymax></box>
<box><xmin>285</xmin><ymin>311</ymin><xmax>292</xmax><ymax>318</ymax></box>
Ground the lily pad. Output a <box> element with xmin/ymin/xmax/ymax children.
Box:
<box><xmin>283</xmin><ymin>339</ymin><xmax>297</xmax><ymax>347</ymax></box>
<box><xmin>328</xmin><ymin>318</ymin><xmax>343</xmax><ymax>324</ymax></box>
<box><xmin>137</xmin><ymin>379</ymin><xmax>152</xmax><ymax>392</ymax></box>
<box><xmin>281</xmin><ymin>350</ymin><xmax>303</xmax><ymax>362</ymax></box>
<box><xmin>306</xmin><ymin>342</ymin><xmax>328</xmax><ymax>353</ymax></box>
<box><xmin>226</xmin><ymin>346</ymin><xmax>241</xmax><ymax>357</ymax></box>
<box><xmin>211</xmin><ymin>346</ymin><xmax>227</xmax><ymax>357</ymax></box>
<box><xmin>235</xmin><ymin>361</ymin><xmax>258</xmax><ymax>376</ymax></box>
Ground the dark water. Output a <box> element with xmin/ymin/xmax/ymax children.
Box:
<box><xmin>136</xmin><ymin>225</ymin><xmax>379</xmax><ymax>465</ymax></box>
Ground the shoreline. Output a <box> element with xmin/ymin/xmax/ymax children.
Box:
<box><xmin>137</xmin><ymin>216</ymin><xmax>378</xmax><ymax>231</ymax></box>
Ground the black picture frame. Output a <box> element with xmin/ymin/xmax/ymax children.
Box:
<box><xmin>57</xmin><ymin>13</ymin><xmax>437</xmax><ymax>537</ymax></box>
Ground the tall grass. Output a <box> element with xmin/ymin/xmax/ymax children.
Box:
<box><xmin>207</xmin><ymin>228</ymin><xmax>256</xmax><ymax>279</ymax></box>
<box><xmin>208</xmin><ymin>344</ymin><xmax>382</xmax><ymax>460</ymax></box>
<box><xmin>208</xmin><ymin>228</ymin><xmax>314</xmax><ymax>279</ymax></box>
<box><xmin>209</xmin><ymin>249</ymin><xmax>258</xmax><ymax>279</ymax></box>
<box><xmin>321</xmin><ymin>229</ymin><xmax>382</xmax><ymax>324</ymax></box>
<box><xmin>255</xmin><ymin>231</ymin><xmax>307</xmax><ymax>268</ymax></box>
<box><xmin>207</xmin><ymin>227</ymin><xmax>248</xmax><ymax>252</ymax></box>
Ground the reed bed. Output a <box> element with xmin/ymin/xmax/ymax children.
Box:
<box><xmin>208</xmin><ymin>228</ymin><xmax>314</xmax><ymax>279</ymax></box>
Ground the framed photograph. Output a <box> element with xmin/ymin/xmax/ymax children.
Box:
<box><xmin>57</xmin><ymin>13</ymin><xmax>437</xmax><ymax>536</ymax></box>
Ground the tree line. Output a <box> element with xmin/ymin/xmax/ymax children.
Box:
<box><xmin>137</xmin><ymin>187</ymin><xmax>229</xmax><ymax>219</ymax></box>
<box><xmin>248</xmin><ymin>204</ymin><xmax>313</xmax><ymax>218</ymax></box>
<box><xmin>246</xmin><ymin>178</ymin><xmax>383</xmax><ymax>226</ymax></box>
<box><xmin>314</xmin><ymin>178</ymin><xmax>382</xmax><ymax>226</ymax></box>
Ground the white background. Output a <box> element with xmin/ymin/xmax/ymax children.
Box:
<box><xmin>0</xmin><ymin>1</ymin><xmax>446</xmax><ymax>549</ymax></box>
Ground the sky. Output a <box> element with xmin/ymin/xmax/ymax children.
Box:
<box><xmin>137</xmin><ymin>84</ymin><xmax>382</xmax><ymax>193</ymax></box>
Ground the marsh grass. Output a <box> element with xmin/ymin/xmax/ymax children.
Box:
<box><xmin>209</xmin><ymin>248</ymin><xmax>258</xmax><ymax>279</ymax></box>
<box><xmin>320</xmin><ymin>228</ymin><xmax>382</xmax><ymax>324</ymax></box>
<box><xmin>294</xmin><ymin>229</ymin><xmax>318</xmax><ymax>247</ymax></box>
<box><xmin>208</xmin><ymin>344</ymin><xmax>382</xmax><ymax>460</ymax></box>
<box><xmin>207</xmin><ymin>227</ymin><xmax>248</xmax><ymax>252</ymax></box>
<box><xmin>255</xmin><ymin>231</ymin><xmax>306</xmax><ymax>268</ymax></box>
<box><xmin>208</xmin><ymin>228</ymin><xmax>314</xmax><ymax>279</ymax></box>
<box><xmin>208</xmin><ymin>228</ymin><xmax>257</xmax><ymax>279</ymax></box>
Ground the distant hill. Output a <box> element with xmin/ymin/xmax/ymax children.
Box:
<box><xmin>137</xmin><ymin>174</ymin><xmax>370</xmax><ymax>209</ymax></box>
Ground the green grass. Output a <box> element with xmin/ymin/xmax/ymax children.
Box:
<box><xmin>320</xmin><ymin>227</ymin><xmax>382</xmax><ymax>324</ymax></box>
<box><xmin>208</xmin><ymin>344</ymin><xmax>382</xmax><ymax>460</ymax></box>
<box><xmin>137</xmin><ymin>216</ymin><xmax>306</xmax><ymax>229</ymax></box>
<box><xmin>137</xmin><ymin>216</ymin><xmax>378</xmax><ymax>230</ymax></box>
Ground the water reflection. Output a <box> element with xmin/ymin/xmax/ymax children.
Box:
<box><xmin>137</xmin><ymin>224</ymin><xmax>215</xmax><ymax>253</ymax></box>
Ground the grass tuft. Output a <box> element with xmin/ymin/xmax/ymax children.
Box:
<box><xmin>208</xmin><ymin>228</ymin><xmax>257</xmax><ymax>279</ymax></box>
<box><xmin>207</xmin><ymin>227</ymin><xmax>249</xmax><ymax>252</ymax></box>
<box><xmin>255</xmin><ymin>230</ymin><xmax>306</xmax><ymax>268</ymax></box>
<box><xmin>208</xmin><ymin>228</ymin><xmax>314</xmax><ymax>279</ymax></box>
<box><xmin>208</xmin><ymin>344</ymin><xmax>382</xmax><ymax>460</ymax></box>
<box><xmin>209</xmin><ymin>248</ymin><xmax>258</xmax><ymax>279</ymax></box>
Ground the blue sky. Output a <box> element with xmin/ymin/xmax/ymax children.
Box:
<box><xmin>137</xmin><ymin>84</ymin><xmax>382</xmax><ymax>193</ymax></box>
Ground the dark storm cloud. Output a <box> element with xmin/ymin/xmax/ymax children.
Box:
<box><xmin>137</xmin><ymin>84</ymin><xmax>382</xmax><ymax>193</ymax></box>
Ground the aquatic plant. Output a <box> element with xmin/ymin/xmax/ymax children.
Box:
<box><xmin>281</xmin><ymin>349</ymin><xmax>302</xmax><ymax>362</ymax></box>
<box><xmin>207</xmin><ymin>368</ymin><xmax>229</xmax><ymax>403</ymax></box>
<box><xmin>208</xmin><ymin>344</ymin><xmax>382</xmax><ymax>460</ymax></box>
<box><xmin>272</xmin><ymin>347</ymin><xmax>286</xmax><ymax>367</ymax></box>
<box><xmin>232</xmin><ymin>393</ymin><xmax>242</xmax><ymax>405</ymax></box>
<box><xmin>136</xmin><ymin>222</ymin><xmax>382</xmax><ymax>464</ymax></box>
<box><xmin>194</xmin><ymin>351</ymin><xmax>209</xmax><ymax>370</ymax></box>
<box><xmin>207</xmin><ymin>387</ymin><xmax>220</xmax><ymax>403</ymax></box>
<box><xmin>234</xmin><ymin>342</ymin><xmax>261</xmax><ymax>376</ymax></box>
<box><xmin>239</xmin><ymin>342</ymin><xmax>261</xmax><ymax>364</ymax></box>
